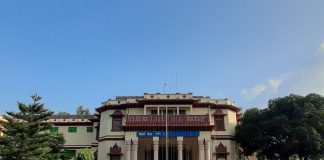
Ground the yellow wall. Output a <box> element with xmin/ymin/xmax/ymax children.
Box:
<box><xmin>56</xmin><ymin>125</ymin><xmax>95</xmax><ymax>146</ymax></box>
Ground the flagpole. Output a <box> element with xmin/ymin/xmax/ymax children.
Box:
<box><xmin>164</xmin><ymin>83</ymin><xmax>168</xmax><ymax>160</ymax></box>
<box><xmin>166</xmin><ymin>103</ymin><xmax>168</xmax><ymax>160</ymax></box>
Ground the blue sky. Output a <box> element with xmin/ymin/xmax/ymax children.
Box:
<box><xmin>0</xmin><ymin>0</ymin><xmax>323</xmax><ymax>114</ymax></box>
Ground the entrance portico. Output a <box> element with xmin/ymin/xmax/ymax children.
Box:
<box><xmin>125</xmin><ymin>131</ymin><xmax>211</xmax><ymax>160</ymax></box>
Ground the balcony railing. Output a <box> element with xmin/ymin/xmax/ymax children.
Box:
<box><xmin>125</xmin><ymin>114</ymin><xmax>210</xmax><ymax>126</ymax></box>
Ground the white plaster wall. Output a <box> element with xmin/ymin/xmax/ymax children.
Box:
<box><xmin>227</xmin><ymin>110</ymin><xmax>238</xmax><ymax>135</ymax></box>
<box><xmin>100</xmin><ymin>110</ymin><xmax>110</xmax><ymax>137</ymax></box>
<box><xmin>125</xmin><ymin>131</ymin><xmax>137</xmax><ymax>140</ymax></box>
<box><xmin>210</xmin><ymin>109</ymin><xmax>237</xmax><ymax>136</ymax></box>
<box><xmin>127</xmin><ymin>108</ymin><xmax>144</xmax><ymax>115</ymax></box>
<box><xmin>99</xmin><ymin>110</ymin><xmax>126</xmax><ymax>137</ymax></box>
<box><xmin>92</xmin><ymin>122</ymin><xmax>99</xmax><ymax>144</ymax></box>
<box><xmin>98</xmin><ymin>141</ymin><xmax>109</xmax><ymax>160</ymax></box>
<box><xmin>57</xmin><ymin>125</ymin><xmax>94</xmax><ymax>146</ymax></box>
<box><xmin>191</xmin><ymin>108</ymin><xmax>209</xmax><ymax>115</ymax></box>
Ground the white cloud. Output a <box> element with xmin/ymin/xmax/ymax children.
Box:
<box><xmin>242</xmin><ymin>41</ymin><xmax>324</xmax><ymax>100</ymax></box>
<box><xmin>240</xmin><ymin>41</ymin><xmax>324</xmax><ymax>107</ymax></box>
<box><xmin>314</xmin><ymin>41</ymin><xmax>324</xmax><ymax>55</ymax></box>
<box><xmin>289</xmin><ymin>41</ymin><xmax>324</xmax><ymax>95</ymax></box>
<box><xmin>241</xmin><ymin>79</ymin><xmax>283</xmax><ymax>100</ymax></box>
<box><xmin>267</xmin><ymin>79</ymin><xmax>283</xmax><ymax>92</ymax></box>
<box><xmin>241</xmin><ymin>42</ymin><xmax>324</xmax><ymax>100</ymax></box>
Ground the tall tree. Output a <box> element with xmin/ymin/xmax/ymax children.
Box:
<box><xmin>0</xmin><ymin>94</ymin><xmax>65</xmax><ymax>160</ymax></box>
<box><xmin>76</xmin><ymin>106</ymin><xmax>90</xmax><ymax>115</ymax></box>
<box><xmin>235</xmin><ymin>93</ymin><xmax>324</xmax><ymax>160</ymax></box>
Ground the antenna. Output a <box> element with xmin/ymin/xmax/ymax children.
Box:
<box><xmin>163</xmin><ymin>83</ymin><xmax>167</xmax><ymax>94</ymax></box>
<box><xmin>176</xmin><ymin>72</ymin><xmax>178</xmax><ymax>93</ymax></box>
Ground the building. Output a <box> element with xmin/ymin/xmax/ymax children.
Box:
<box><xmin>47</xmin><ymin>115</ymin><xmax>99</xmax><ymax>156</ymax></box>
<box><xmin>94</xmin><ymin>93</ymin><xmax>241</xmax><ymax>160</ymax></box>
<box><xmin>2</xmin><ymin>93</ymin><xmax>242</xmax><ymax>160</ymax></box>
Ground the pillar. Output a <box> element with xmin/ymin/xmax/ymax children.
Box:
<box><xmin>153</xmin><ymin>140</ymin><xmax>159</xmax><ymax>160</ymax></box>
<box><xmin>177</xmin><ymin>137</ymin><xmax>183</xmax><ymax>160</ymax></box>
<box><xmin>131</xmin><ymin>140</ymin><xmax>138</xmax><ymax>160</ymax></box>
<box><xmin>205</xmin><ymin>140</ymin><xmax>211</xmax><ymax>160</ymax></box>
<box><xmin>198</xmin><ymin>140</ymin><xmax>205</xmax><ymax>160</ymax></box>
<box><xmin>125</xmin><ymin>140</ymin><xmax>131</xmax><ymax>160</ymax></box>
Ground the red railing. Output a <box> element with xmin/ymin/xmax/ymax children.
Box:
<box><xmin>126</xmin><ymin>114</ymin><xmax>210</xmax><ymax>126</ymax></box>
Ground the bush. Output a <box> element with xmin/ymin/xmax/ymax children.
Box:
<box><xmin>75</xmin><ymin>148</ymin><xmax>94</xmax><ymax>160</ymax></box>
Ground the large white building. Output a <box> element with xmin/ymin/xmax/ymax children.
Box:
<box><xmin>49</xmin><ymin>93</ymin><xmax>241</xmax><ymax>160</ymax></box>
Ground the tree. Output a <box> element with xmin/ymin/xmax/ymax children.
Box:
<box><xmin>60</xmin><ymin>149</ymin><xmax>76</xmax><ymax>160</ymax></box>
<box><xmin>76</xmin><ymin>106</ymin><xmax>90</xmax><ymax>115</ymax></box>
<box><xmin>75</xmin><ymin>148</ymin><xmax>94</xmax><ymax>160</ymax></box>
<box><xmin>57</xmin><ymin>111</ymin><xmax>70</xmax><ymax>115</ymax></box>
<box><xmin>235</xmin><ymin>93</ymin><xmax>324</xmax><ymax>160</ymax></box>
<box><xmin>0</xmin><ymin>94</ymin><xmax>65</xmax><ymax>160</ymax></box>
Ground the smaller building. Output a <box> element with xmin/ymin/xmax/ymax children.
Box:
<box><xmin>46</xmin><ymin>115</ymin><xmax>99</xmax><ymax>157</ymax></box>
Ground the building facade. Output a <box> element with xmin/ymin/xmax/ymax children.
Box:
<box><xmin>38</xmin><ymin>93</ymin><xmax>241</xmax><ymax>160</ymax></box>
<box><xmin>94</xmin><ymin>93</ymin><xmax>241</xmax><ymax>160</ymax></box>
<box><xmin>47</xmin><ymin>115</ymin><xmax>99</xmax><ymax>156</ymax></box>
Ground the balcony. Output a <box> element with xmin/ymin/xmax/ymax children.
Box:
<box><xmin>125</xmin><ymin>114</ymin><xmax>210</xmax><ymax>126</ymax></box>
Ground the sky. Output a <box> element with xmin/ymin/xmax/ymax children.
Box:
<box><xmin>0</xmin><ymin>0</ymin><xmax>323</xmax><ymax>114</ymax></box>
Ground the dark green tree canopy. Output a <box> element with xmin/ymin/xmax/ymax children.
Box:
<box><xmin>0</xmin><ymin>94</ymin><xmax>65</xmax><ymax>160</ymax></box>
<box><xmin>57</xmin><ymin>111</ymin><xmax>71</xmax><ymax>115</ymax></box>
<box><xmin>236</xmin><ymin>93</ymin><xmax>324</xmax><ymax>160</ymax></box>
<box><xmin>76</xmin><ymin>106</ymin><xmax>91</xmax><ymax>115</ymax></box>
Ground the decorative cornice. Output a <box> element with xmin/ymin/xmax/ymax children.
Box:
<box><xmin>98</xmin><ymin>135</ymin><xmax>125</xmax><ymax>142</ymax></box>
<box><xmin>193</xmin><ymin>102</ymin><xmax>240</xmax><ymax>112</ymax></box>
<box><xmin>211</xmin><ymin>135</ymin><xmax>235</xmax><ymax>140</ymax></box>
<box><xmin>122</xmin><ymin>125</ymin><xmax>214</xmax><ymax>131</ymax></box>
<box><xmin>52</xmin><ymin>122</ymin><xmax>93</xmax><ymax>126</ymax></box>
<box><xmin>137</xmin><ymin>99</ymin><xmax>198</xmax><ymax>104</ymax></box>
<box><xmin>96</xmin><ymin>101</ymin><xmax>240</xmax><ymax>113</ymax></box>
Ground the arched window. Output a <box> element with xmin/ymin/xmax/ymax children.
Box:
<box><xmin>213</xmin><ymin>110</ymin><xmax>227</xmax><ymax>131</ymax></box>
<box><xmin>110</xmin><ymin>110</ymin><xmax>124</xmax><ymax>131</ymax></box>
<box><xmin>215</xmin><ymin>142</ymin><xmax>229</xmax><ymax>160</ymax></box>
<box><xmin>108</xmin><ymin>143</ymin><xmax>122</xmax><ymax>160</ymax></box>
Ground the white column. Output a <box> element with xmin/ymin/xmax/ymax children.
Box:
<box><xmin>153</xmin><ymin>140</ymin><xmax>159</xmax><ymax>160</ymax></box>
<box><xmin>125</xmin><ymin>140</ymin><xmax>131</xmax><ymax>160</ymax></box>
<box><xmin>131</xmin><ymin>140</ymin><xmax>138</xmax><ymax>160</ymax></box>
<box><xmin>198</xmin><ymin>140</ymin><xmax>205</xmax><ymax>160</ymax></box>
<box><xmin>177</xmin><ymin>137</ymin><xmax>183</xmax><ymax>160</ymax></box>
<box><xmin>205</xmin><ymin>140</ymin><xmax>211</xmax><ymax>160</ymax></box>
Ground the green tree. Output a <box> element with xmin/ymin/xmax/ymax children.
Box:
<box><xmin>235</xmin><ymin>93</ymin><xmax>324</xmax><ymax>160</ymax></box>
<box><xmin>75</xmin><ymin>148</ymin><xmax>94</xmax><ymax>160</ymax></box>
<box><xmin>76</xmin><ymin>106</ymin><xmax>90</xmax><ymax>115</ymax></box>
<box><xmin>57</xmin><ymin>111</ymin><xmax>70</xmax><ymax>115</ymax></box>
<box><xmin>0</xmin><ymin>94</ymin><xmax>65</xmax><ymax>160</ymax></box>
<box><xmin>60</xmin><ymin>150</ymin><xmax>76</xmax><ymax>160</ymax></box>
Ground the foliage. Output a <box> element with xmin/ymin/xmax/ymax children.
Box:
<box><xmin>76</xmin><ymin>106</ymin><xmax>90</xmax><ymax>115</ymax></box>
<box><xmin>60</xmin><ymin>149</ymin><xmax>76</xmax><ymax>160</ymax></box>
<box><xmin>75</xmin><ymin>148</ymin><xmax>94</xmax><ymax>160</ymax></box>
<box><xmin>57</xmin><ymin>111</ymin><xmax>70</xmax><ymax>115</ymax></box>
<box><xmin>235</xmin><ymin>93</ymin><xmax>324</xmax><ymax>160</ymax></box>
<box><xmin>0</xmin><ymin>94</ymin><xmax>65</xmax><ymax>160</ymax></box>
